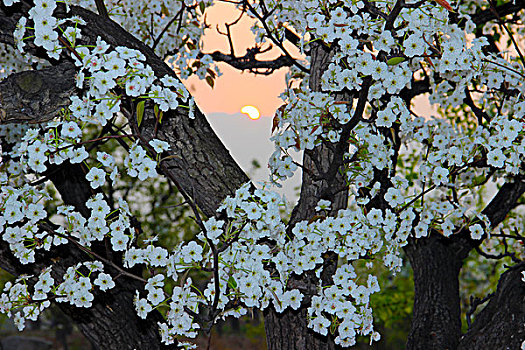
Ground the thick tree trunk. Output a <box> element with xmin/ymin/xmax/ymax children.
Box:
<box><xmin>458</xmin><ymin>263</ymin><xmax>525</xmax><ymax>350</ymax></box>
<box><xmin>405</xmin><ymin>234</ymin><xmax>463</xmax><ymax>350</ymax></box>
<box><xmin>264</xmin><ymin>307</ymin><xmax>335</xmax><ymax>350</ymax></box>
<box><xmin>62</xmin><ymin>279</ymin><xmax>170</xmax><ymax>349</ymax></box>
<box><xmin>263</xmin><ymin>42</ymin><xmax>347</xmax><ymax>349</ymax></box>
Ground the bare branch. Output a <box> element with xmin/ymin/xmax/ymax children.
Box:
<box><xmin>470</xmin><ymin>0</ymin><xmax>525</xmax><ymax>26</ymax></box>
<box><xmin>152</xmin><ymin>3</ymin><xmax>185</xmax><ymax>51</ymax></box>
<box><xmin>208</xmin><ymin>48</ymin><xmax>295</xmax><ymax>74</ymax></box>
<box><xmin>242</xmin><ymin>1</ymin><xmax>309</xmax><ymax>73</ymax></box>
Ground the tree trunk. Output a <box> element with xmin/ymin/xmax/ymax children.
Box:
<box><xmin>458</xmin><ymin>263</ymin><xmax>525</xmax><ymax>350</ymax></box>
<box><xmin>264</xmin><ymin>307</ymin><xmax>335</xmax><ymax>350</ymax></box>
<box><xmin>405</xmin><ymin>234</ymin><xmax>463</xmax><ymax>350</ymax></box>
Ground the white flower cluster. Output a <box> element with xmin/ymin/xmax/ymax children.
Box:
<box><xmin>0</xmin><ymin>261</ymin><xmax>115</xmax><ymax>331</ymax></box>
<box><xmin>69</xmin><ymin>37</ymin><xmax>189</xmax><ymax>124</ymax></box>
<box><xmin>0</xmin><ymin>178</ymin><xmax>391</xmax><ymax>344</ymax></box>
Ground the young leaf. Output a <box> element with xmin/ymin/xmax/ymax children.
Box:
<box><xmin>227</xmin><ymin>276</ymin><xmax>237</xmax><ymax>290</ymax></box>
<box><xmin>387</xmin><ymin>56</ymin><xmax>406</xmax><ymax>66</ymax></box>
<box><xmin>136</xmin><ymin>100</ymin><xmax>145</xmax><ymax>127</ymax></box>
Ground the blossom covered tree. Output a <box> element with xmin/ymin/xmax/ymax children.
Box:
<box><xmin>0</xmin><ymin>0</ymin><xmax>524</xmax><ymax>348</ymax></box>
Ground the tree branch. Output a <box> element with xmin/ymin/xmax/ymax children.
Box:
<box><xmin>458</xmin><ymin>263</ymin><xmax>525</xmax><ymax>350</ymax></box>
<box><xmin>470</xmin><ymin>0</ymin><xmax>525</xmax><ymax>26</ymax></box>
<box><xmin>208</xmin><ymin>49</ymin><xmax>295</xmax><ymax>74</ymax></box>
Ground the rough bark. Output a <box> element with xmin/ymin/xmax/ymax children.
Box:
<box><xmin>405</xmin><ymin>234</ymin><xmax>463</xmax><ymax>350</ymax></box>
<box><xmin>264</xmin><ymin>307</ymin><xmax>335</xmax><ymax>350</ymax></box>
<box><xmin>405</xmin><ymin>177</ymin><xmax>525</xmax><ymax>350</ymax></box>
<box><xmin>458</xmin><ymin>263</ymin><xmax>525</xmax><ymax>350</ymax></box>
<box><xmin>0</xmin><ymin>62</ymin><xmax>76</xmax><ymax>124</ymax></box>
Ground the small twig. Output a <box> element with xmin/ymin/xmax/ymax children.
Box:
<box><xmin>363</xmin><ymin>0</ymin><xmax>388</xmax><ymax>19</ymax></box>
<box><xmin>385</xmin><ymin>0</ymin><xmax>406</xmax><ymax>30</ymax></box>
<box><xmin>57</xmin><ymin>36</ymin><xmax>83</xmax><ymax>61</ymax></box>
<box><xmin>39</xmin><ymin>223</ymin><xmax>147</xmax><ymax>284</ymax></box>
<box><xmin>490</xmin><ymin>0</ymin><xmax>525</xmax><ymax>69</ymax></box>
<box><xmin>403</xmin><ymin>0</ymin><xmax>426</xmax><ymax>8</ymax></box>
<box><xmin>464</xmin><ymin>88</ymin><xmax>491</xmax><ymax>124</ymax></box>
<box><xmin>243</xmin><ymin>1</ymin><xmax>309</xmax><ymax>73</ymax></box>
<box><xmin>152</xmin><ymin>5</ymin><xmax>185</xmax><ymax>51</ymax></box>
<box><xmin>466</xmin><ymin>293</ymin><xmax>494</xmax><ymax>328</ymax></box>
<box><xmin>483</xmin><ymin>58</ymin><xmax>525</xmax><ymax>78</ymax></box>
<box><xmin>48</xmin><ymin>134</ymin><xmax>136</xmax><ymax>155</ymax></box>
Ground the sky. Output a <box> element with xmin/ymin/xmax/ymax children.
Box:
<box><xmin>182</xmin><ymin>2</ymin><xmax>303</xmax><ymax>200</ymax></box>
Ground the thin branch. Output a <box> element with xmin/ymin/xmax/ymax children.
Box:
<box><xmin>243</xmin><ymin>1</ymin><xmax>309</xmax><ymax>73</ymax></box>
<box><xmin>94</xmin><ymin>0</ymin><xmax>109</xmax><ymax>19</ymax></box>
<box><xmin>152</xmin><ymin>4</ymin><xmax>185</xmax><ymax>51</ymax></box>
<box><xmin>363</xmin><ymin>0</ymin><xmax>388</xmax><ymax>19</ymax></box>
<box><xmin>208</xmin><ymin>49</ymin><xmax>295</xmax><ymax>75</ymax></box>
<box><xmin>490</xmin><ymin>0</ymin><xmax>525</xmax><ymax>69</ymax></box>
<box><xmin>475</xmin><ymin>236</ymin><xmax>522</xmax><ymax>263</ymax></box>
<box><xmin>466</xmin><ymin>293</ymin><xmax>494</xmax><ymax>329</ymax></box>
<box><xmin>464</xmin><ymin>88</ymin><xmax>491</xmax><ymax>124</ymax></box>
<box><xmin>39</xmin><ymin>223</ymin><xmax>147</xmax><ymax>284</ymax></box>
<box><xmin>471</xmin><ymin>0</ymin><xmax>525</xmax><ymax>26</ymax></box>
<box><xmin>215</xmin><ymin>3</ymin><xmax>246</xmax><ymax>57</ymax></box>
<box><xmin>385</xmin><ymin>0</ymin><xmax>406</xmax><ymax>30</ymax></box>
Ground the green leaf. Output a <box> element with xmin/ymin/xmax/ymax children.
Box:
<box><xmin>387</xmin><ymin>56</ymin><xmax>406</xmax><ymax>66</ymax></box>
<box><xmin>227</xmin><ymin>276</ymin><xmax>237</xmax><ymax>290</ymax></box>
<box><xmin>136</xmin><ymin>100</ymin><xmax>145</xmax><ymax>127</ymax></box>
<box><xmin>199</xmin><ymin>1</ymin><xmax>205</xmax><ymax>14</ymax></box>
<box><xmin>153</xmin><ymin>104</ymin><xmax>163</xmax><ymax>124</ymax></box>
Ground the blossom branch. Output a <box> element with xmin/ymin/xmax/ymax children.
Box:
<box><xmin>242</xmin><ymin>0</ymin><xmax>309</xmax><ymax>73</ymax></box>
<box><xmin>39</xmin><ymin>223</ymin><xmax>148</xmax><ymax>284</ymax></box>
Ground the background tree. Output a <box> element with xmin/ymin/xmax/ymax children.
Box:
<box><xmin>0</xmin><ymin>0</ymin><xmax>524</xmax><ymax>349</ymax></box>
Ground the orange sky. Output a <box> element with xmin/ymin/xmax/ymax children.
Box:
<box><xmin>183</xmin><ymin>2</ymin><xmax>300</xmax><ymax>117</ymax></box>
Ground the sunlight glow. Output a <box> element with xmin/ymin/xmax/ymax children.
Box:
<box><xmin>241</xmin><ymin>105</ymin><xmax>261</xmax><ymax>120</ymax></box>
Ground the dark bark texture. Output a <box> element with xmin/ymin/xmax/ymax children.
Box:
<box><xmin>458</xmin><ymin>263</ymin><xmax>525</xmax><ymax>350</ymax></box>
<box><xmin>264</xmin><ymin>307</ymin><xmax>335</xmax><ymax>350</ymax></box>
<box><xmin>405</xmin><ymin>234</ymin><xmax>463</xmax><ymax>350</ymax></box>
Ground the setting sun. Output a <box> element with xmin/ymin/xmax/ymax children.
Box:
<box><xmin>241</xmin><ymin>105</ymin><xmax>260</xmax><ymax>120</ymax></box>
